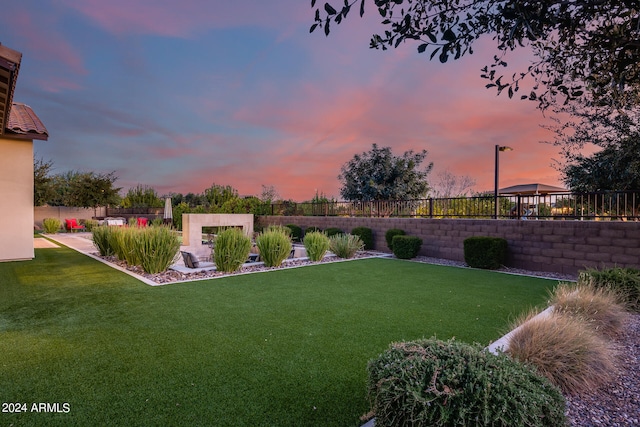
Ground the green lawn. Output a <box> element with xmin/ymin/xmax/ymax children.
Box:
<box><xmin>0</xmin><ymin>247</ymin><xmax>558</xmax><ymax>426</ymax></box>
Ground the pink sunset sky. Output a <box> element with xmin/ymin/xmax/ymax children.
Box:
<box><xmin>2</xmin><ymin>0</ymin><xmax>573</xmax><ymax>201</ymax></box>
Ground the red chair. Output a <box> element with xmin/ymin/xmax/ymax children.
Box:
<box><xmin>65</xmin><ymin>218</ymin><xmax>86</xmax><ymax>232</ymax></box>
<box><xmin>137</xmin><ymin>217</ymin><xmax>148</xmax><ymax>227</ymax></box>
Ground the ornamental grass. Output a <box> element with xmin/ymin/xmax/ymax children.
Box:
<box><xmin>256</xmin><ymin>228</ymin><xmax>292</xmax><ymax>267</ymax></box>
<box><xmin>329</xmin><ymin>233</ymin><xmax>364</xmax><ymax>259</ymax></box>
<box><xmin>214</xmin><ymin>228</ymin><xmax>251</xmax><ymax>273</ymax></box>
<box><xmin>550</xmin><ymin>282</ymin><xmax>628</xmax><ymax>338</ymax></box>
<box><xmin>92</xmin><ymin>225</ymin><xmax>179</xmax><ymax>274</ymax></box>
<box><xmin>303</xmin><ymin>231</ymin><xmax>330</xmax><ymax>262</ymax></box>
<box><xmin>506</xmin><ymin>309</ymin><xmax>615</xmax><ymax>394</ymax></box>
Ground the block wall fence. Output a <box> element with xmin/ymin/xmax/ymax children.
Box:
<box><xmin>257</xmin><ymin>216</ymin><xmax>640</xmax><ymax>275</ymax></box>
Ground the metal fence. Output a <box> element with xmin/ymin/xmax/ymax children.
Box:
<box><xmin>269</xmin><ymin>192</ymin><xmax>640</xmax><ymax>220</ymax></box>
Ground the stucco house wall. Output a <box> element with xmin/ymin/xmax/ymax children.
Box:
<box><xmin>0</xmin><ymin>44</ymin><xmax>49</xmax><ymax>262</ymax></box>
<box><xmin>0</xmin><ymin>136</ymin><xmax>35</xmax><ymax>261</ymax></box>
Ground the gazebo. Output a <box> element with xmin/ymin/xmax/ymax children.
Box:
<box><xmin>499</xmin><ymin>183</ymin><xmax>570</xmax><ymax>195</ymax></box>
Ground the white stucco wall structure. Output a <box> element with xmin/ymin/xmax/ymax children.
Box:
<box><xmin>182</xmin><ymin>213</ymin><xmax>254</xmax><ymax>258</ymax></box>
<box><xmin>0</xmin><ymin>136</ymin><xmax>35</xmax><ymax>261</ymax></box>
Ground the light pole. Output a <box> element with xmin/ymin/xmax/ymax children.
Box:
<box><xmin>494</xmin><ymin>145</ymin><xmax>513</xmax><ymax>219</ymax></box>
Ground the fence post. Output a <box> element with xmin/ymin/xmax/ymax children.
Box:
<box><xmin>429</xmin><ymin>198</ymin><xmax>433</xmax><ymax>218</ymax></box>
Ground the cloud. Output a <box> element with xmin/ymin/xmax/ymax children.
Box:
<box><xmin>3</xmin><ymin>5</ymin><xmax>87</xmax><ymax>79</ymax></box>
<box><xmin>59</xmin><ymin>0</ymin><xmax>310</xmax><ymax>37</ymax></box>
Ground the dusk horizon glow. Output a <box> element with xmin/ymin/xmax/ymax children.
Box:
<box><xmin>2</xmin><ymin>1</ymin><xmax>574</xmax><ymax>201</ymax></box>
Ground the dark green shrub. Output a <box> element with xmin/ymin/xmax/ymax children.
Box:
<box><xmin>351</xmin><ymin>227</ymin><xmax>373</xmax><ymax>250</ymax></box>
<box><xmin>42</xmin><ymin>218</ymin><xmax>61</xmax><ymax>234</ymax></box>
<box><xmin>367</xmin><ymin>338</ymin><xmax>566</xmax><ymax>427</ymax></box>
<box><xmin>214</xmin><ymin>228</ymin><xmax>252</xmax><ymax>273</ymax></box>
<box><xmin>305</xmin><ymin>226</ymin><xmax>321</xmax><ymax>234</ymax></box>
<box><xmin>285</xmin><ymin>224</ymin><xmax>303</xmax><ymax>242</ymax></box>
<box><xmin>385</xmin><ymin>228</ymin><xmax>406</xmax><ymax>251</ymax></box>
<box><xmin>303</xmin><ymin>231</ymin><xmax>330</xmax><ymax>262</ymax></box>
<box><xmin>578</xmin><ymin>266</ymin><xmax>640</xmax><ymax>312</ymax></box>
<box><xmin>256</xmin><ymin>228</ymin><xmax>292</xmax><ymax>267</ymax></box>
<box><xmin>329</xmin><ymin>234</ymin><xmax>364</xmax><ymax>259</ymax></box>
<box><xmin>392</xmin><ymin>235</ymin><xmax>422</xmax><ymax>259</ymax></box>
<box><xmin>324</xmin><ymin>227</ymin><xmax>344</xmax><ymax>237</ymax></box>
<box><xmin>463</xmin><ymin>236</ymin><xmax>508</xmax><ymax>269</ymax></box>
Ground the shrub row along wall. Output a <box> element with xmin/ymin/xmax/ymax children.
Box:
<box><xmin>34</xmin><ymin>207</ymin><xmax>165</xmax><ymax>228</ymax></box>
<box><xmin>257</xmin><ymin>216</ymin><xmax>640</xmax><ymax>275</ymax></box>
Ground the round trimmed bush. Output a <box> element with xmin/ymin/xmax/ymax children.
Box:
<box><xmin>351</xmin><ymin>226</ymin><xmax>373</xmax><ymax>250</ymax></box>
<box><xmin>463</xmin><ymin>236</ymin><xmax>508</xmax><ymax>269</ymax></box>
<box><xmin>368</xmin><ymin>338</ymin><xmax>566</xmax><ymax>427</ymax></box>
<box><xmin>305</xmin><ymin>226</ymin><xmax>321</xmax><ymax>234</ymax></box>
<box><xmin>285</xmin><ymin>224</ymin><xmax>303</xmax><ymax>242</ymax></box>
<box><xmin>324</xmin><ymin>227</ymin><xmax>344</xmax><ymax>237</ymax></box>
<box><xmin>392</xmin><ymin>235</ymin><xmax>422</xmax><ymax>259</ymax></box>
<box><xmin>385</xmin><ymin>228</ymin><xmax>405</xmax><ymax>251</ymax></box>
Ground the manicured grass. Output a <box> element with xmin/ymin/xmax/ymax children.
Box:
<box><xmin>0</xmin><ymin>248</ymin><xmax>557</xmax><ymax>426</ymax></box>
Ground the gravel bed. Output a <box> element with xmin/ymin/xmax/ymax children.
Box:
<box><xmin>98</xmin><ymin>251</ymin><xmax>389</xmax><ymax>284</ymax></box>
<box><xmin>411</xmin><ymin>255</ymin><xmax>578</xmax><ymax>282</ymax></box>
<box><xmin>564</xmin><ymin>313</ymin><xmax>640</xmax><ymax>426</ymax></box>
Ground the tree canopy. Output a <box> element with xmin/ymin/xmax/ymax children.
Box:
<box><xmin>311</xmin><ymin>0</ymin><xmax>640</xmax><ymax>110</ymax></box>
<box><xmin>561</xmin><ymin>126</ymin><xmax>640</xmax><ymax>192</ymax></box>
<box><xmin>34</xmin><ymin>157</ymin><xmax>54</xmax><ymax>206</ymax></box>
<box><xmin>339</xmin><ymin>143</ymin><xmax>432</xmax><ymax>201</ymax></box>
<box><xmin>121</xmin><ymin>184</ymin><xmax>164</xmax><ymax>208</ymax></box>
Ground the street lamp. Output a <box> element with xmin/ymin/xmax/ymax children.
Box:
<box><xmin>494</xmin><ymin>145</ymin><xmax>513</xmax><ymax>219</ymax></box>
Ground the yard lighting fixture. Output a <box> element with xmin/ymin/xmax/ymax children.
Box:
<box><xmin>494</xmin><ymin>145</ymin><xmax>513</xmax><ymax>218</ymax></box>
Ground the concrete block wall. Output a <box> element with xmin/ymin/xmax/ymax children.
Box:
<box><xmin>34</xmin><ymin>206</ymin><xmax>107</xmax><ymax>228</ymax></box>
<box><xmin>257</xmin><ymin>216</ymin><xmax>640</xmax><ymax>275</ymax></box>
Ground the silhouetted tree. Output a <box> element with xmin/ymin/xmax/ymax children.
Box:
<box><xmin>34</xmin><ymin>157</ymin><xmax>54</xmax><ymax>206</ymax></box>
<box><xmin>339</xmin><ymin>144</ymin><xmax>432</xmax><ymax>201</ymax></box>
<box><xmin>312</xmin><ymin>0</ymin><xmax>640</xmax><ymax>110</ymax></box>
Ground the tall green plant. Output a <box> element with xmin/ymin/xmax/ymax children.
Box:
<box><xmin>256</xmin><ymin>229</ymin><xmax>292</xmax><ymax>267</ymax></box>
<box><xmin>134</xmin><ymin>226</ymin><xmax>181</xmax><ymax>274</ymax></box>
<box><xmin>84</xmin><ymin>219</ymin><xmax>98</xmax><ymax>232</ymax></box>
<box><xmin>109</xmin><ymin>227</ymin><xmax>140</xmax><ymax>266</ymax></box>
<box><xmin>42</xmin><ymin>218</ymin><xmax>61</xmax><ymax>234</ymax></box>
<box><xmin>92</xmin><ymin>226</ymin><xmax>114</xmax><ymax>256</ymax></box>
<box><xmin>329</xmin><ymin>234</ymin><xmax>364</xmax><ymax>259</ymax></box>
<box><xmin>214</xmin><ymin>228</ymin><xmax>252</xmax><ymax>273</ymax></box>
<box><xmin>303</xmin><ymin>231</ymin><xmax>330</xmax><ymax>262</ymax></box>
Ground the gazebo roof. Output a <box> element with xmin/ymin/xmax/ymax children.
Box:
<box><xmin>499</xmin><ymin>183</ymin><xmax>570</xmax><ymax>195</ymax></box>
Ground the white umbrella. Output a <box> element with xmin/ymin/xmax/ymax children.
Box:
<box><xmin>163</xmin><ymin>197</ymin><xmax>173</xmax><ymax>225</ymax></box>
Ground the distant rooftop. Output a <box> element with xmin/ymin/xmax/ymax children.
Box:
<box><xmin>0</xmin><ymin>43</ymin><xmax>48</xmax><ymax>141</ymax></box>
